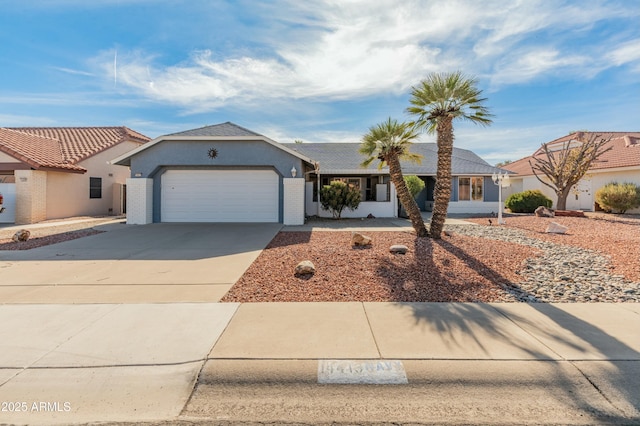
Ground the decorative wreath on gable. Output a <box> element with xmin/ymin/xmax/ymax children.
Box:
<box><xmin>208</xmin><ymin>147</ymin><xmax>218</xmax><ymax>159</ymax></box>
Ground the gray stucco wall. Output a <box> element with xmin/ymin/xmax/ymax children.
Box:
<box><xmin>484</xmin><ymin>176</ymin><xmax>499</xmax><ymax>202</ymax></box>
<box><xmin>128</xmin><ymin>139</ymin><xmax>305</xmax><ymax>223</ymax></box>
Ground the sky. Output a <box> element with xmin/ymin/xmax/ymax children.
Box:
<box><xmin>0</xmin><ymin>0</ymin><xmax>638</xmax><ymax>165</ymax></box>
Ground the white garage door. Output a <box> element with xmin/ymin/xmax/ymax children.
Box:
<box><xmin>161</xmin><ymin>169</ymin><xmax>279</xmax><ymax>222</ymax></box>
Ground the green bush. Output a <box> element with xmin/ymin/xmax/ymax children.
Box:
<box><xmin>505</xmin><ymin>190</ymin><xmax>552</xmax><ymax>213</ymax></box>
<box><xmin>595</xmin><ymin>182</ymin><xmax>640</xmax><ymax>214</ymax></box>
<box><xmin>320</xmin><ymin>181</ymin><xmax>362</xmax><ymax>219</ymax></box>
<box><xmin>403</xmin><ymin>175</ymin><xmax>425</xmax><ymax>199</ymax></box>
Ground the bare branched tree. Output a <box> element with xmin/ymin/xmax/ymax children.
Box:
<box><xmin>529</xmin><ymin>132</ymin><xmax>612</xmax><ymax>210</ymax></box>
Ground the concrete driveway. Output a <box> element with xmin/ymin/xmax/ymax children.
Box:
<box><xmin>0</xmin><ymin>222</ymin><xmax>279</xmax><ymax>424</ymax></box>
<box><xmin>0</xmin><ymin>222</ymin><xmax>282</xmax><ymax>303</ymax></box>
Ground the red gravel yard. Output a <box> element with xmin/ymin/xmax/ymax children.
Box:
<box><xmin>221</xmin><ymin>230</ymin><xmax>534</xmax><ymax>303</ymax></box>
<box><xmin>222</xmin><ymin>214</ymin><xmax>640</xmax><ymax>303</ymax></box>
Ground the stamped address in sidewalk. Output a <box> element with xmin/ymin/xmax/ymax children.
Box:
<box><xmin>318</xmin><ymin>360</ymin><xmax>408</xmax><ymax>384</ymax></box>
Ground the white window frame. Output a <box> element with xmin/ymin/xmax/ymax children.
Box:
<box><xmin>458</xmin><ymin>176</ymin><xmax>484</xmax><ymax>201</ymax></box>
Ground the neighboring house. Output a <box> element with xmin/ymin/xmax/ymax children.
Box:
<box><xmin>112</xmin><ymin>122</ymin><xmax>507</xmax><ymax>225</ymax></box>
<box><xmin>0</xmin><ymin>127</ymin><xmax>150</xmax><ymax>224</ymax></box>
<box><xmin>503</xmin><ymin>131</ymin><xmax>640</xmax><ymax>213</ymax></box>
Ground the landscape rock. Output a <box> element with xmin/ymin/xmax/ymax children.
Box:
<box><xmin>389</xmin><ymin>244</ymin><xmax>408</xmax><ymax>254</ymax></box>
<box><xmin>12</xmin><ymin>229</ymin><xmax>30</xmax><ymax>242</ymax></box>
<box><xmin>294</xmin><ymin>260</ymin><xmax>316</xmax><ymax>275</ymax></box>
<box><xmin>535</xmin><ymin>206</ymin><xmax>555</xmax><ymax>218</ymax></box>
<box><xmin>351</xmin><ymin>232</ymin><xmax>372</xmax><ymax>246</ymax></box>
<box><xmin>545</xmin><ymin>222</ymin><xmax>569</xmax><ymax>234</ymax></box>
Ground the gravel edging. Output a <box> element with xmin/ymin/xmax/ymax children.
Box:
<box><xmin>447</xmin><ymin>225</ymin><xmax>639</xmax><ymax>303</ymax></box>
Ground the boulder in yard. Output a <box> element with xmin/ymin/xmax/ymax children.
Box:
<box><xmin>12</xmin><ymin>229</ymin><xmax>30</xmax><ymax>242</ymax></box>
<box><xmin>535</xmin><ymin>206</ymin><xmax>555</xmax><ymax>218</ymax></box>
<box><xmin>351</xmin><ymin>232</ymin><xmax>372</xmax><ymax>246</ymax></box>
<box><xmin>295</xmin><ymin>260</ymin><xmax>316</xmax><ymax>276</ymax></box>
<box><xmin>545</xmin><ymin>222</ymin><xmax>568</xmax><ymax>234</ymax></box>
<box><xmin>389</xmin><ymin>244</ymin><xmax>408</xmax><ymax>254</ymax></box>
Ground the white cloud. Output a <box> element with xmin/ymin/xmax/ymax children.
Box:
<box><xmin>95</xmin><ymin>0</ymin><xmax>637</xmax><ymax>110</ymax></box>
<box><xmin>606</xmin><ymin>38</ymin><xmax>640</xmax><ymax>71</ymax></box>
<box><xmin>51</xmin><ymin>66</ymin><xmax>94</xmax><ymax>77</ymax></box>
<box><xmin>490</xmin><ymin>49</ymin><xmax>589</xmax><ymax>86</ymax></box>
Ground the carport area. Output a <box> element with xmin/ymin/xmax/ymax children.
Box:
<box><xmin>0</xmin><ymin>222</ymin><xmax>281</xmax><ymax>303</ymax></box>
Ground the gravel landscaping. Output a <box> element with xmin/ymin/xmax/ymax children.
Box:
<box><xmin>0</xmin><ymin>229</ymin><xmax>103</xmax><ymax>250</ymax></box>
<box><xmin>222</xmin><ymin>215</ymin><xmax>640</xmax><ymax>303</ymax></box>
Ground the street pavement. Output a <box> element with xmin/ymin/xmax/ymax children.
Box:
<box><xmin>0</xmin><ymin>219</ymin><xmax>638</xmax><ymax>425</ymax></box>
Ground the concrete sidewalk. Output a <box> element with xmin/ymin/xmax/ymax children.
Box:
<box><xmin>1</xmin><ymin>302</ymin><xmax>637</xmax><ymax>425</ymax></box>
<box><xmin>193</xmin><ymin>302</ymin><xmax>640</xmax><ymax>425</ymax></box>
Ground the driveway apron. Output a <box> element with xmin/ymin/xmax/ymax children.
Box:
<box><xmin>0</xmin><ymin>222</ymin><xmax>278</xmax><ymax>424</ymax></box>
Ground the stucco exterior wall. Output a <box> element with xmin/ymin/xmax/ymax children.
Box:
<box><xmin>506</xmin><ymin>167</ymin><xmax>640</xmax><ymax>213</ymax></box>
<box><xmin>0</xmin><ymin>151</ymin><xmax>20</xmax><ymax>162</ymax></box>
<box><xmin>45</xmin><ymin>140</ymin><xmax>141</xmax><ymax>219</ymax></box>
<box><xmin>128</xmin><ymin>139</ymin><xmax>305</xmax><ymax>223</ymax></box>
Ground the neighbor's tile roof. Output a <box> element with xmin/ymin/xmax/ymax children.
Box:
<box><xmin>503</xmin><ymin>132</ymin><xmax>640</xmax><ymax>176</ymax></box>
<box><xmin>0</xmin><ymin>127</ymin><xmax>150</xmax><ymax>173</ymax></box>
<box><xmin>0</xmin><ymin>128</ymin><xmax>85</xmax><ymax>172</ymax></box>
<box><xmin>166</xmin><ymin>121</ymin><xmax>263</xmax><ymax>137</ymax></box>
<box><xmin>284</xmin><ymin>143</ymin><xmax>503</xmax><ymax>175</ymax></box>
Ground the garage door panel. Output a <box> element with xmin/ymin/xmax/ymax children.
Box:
<box><xmin>161</xmin><ymin>170</ymin><xmax>279</xmax><ymax>222</ymax></box>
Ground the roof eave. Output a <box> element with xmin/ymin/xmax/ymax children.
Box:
<box><xmin>110</xmin><ymin>135</ymin><xmax>316</xmax><ymax>167</ymax></box>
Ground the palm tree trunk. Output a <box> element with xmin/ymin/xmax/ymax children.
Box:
<box><xmin>388</xmin><ymin>155</ymin><xmax>428</xmax><ymax>237</ymax></box>
<box><xmin>430</xmin><ymin>118</ymin><xmax>454</xmax><ymax>239</ymax></box>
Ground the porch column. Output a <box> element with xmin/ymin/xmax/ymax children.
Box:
<box><xmin>283</xmin><ymin>178</ymin><xmax>305</xmax><ymax>225</ymax></box>
<box><xmin>126</xmin><ymin>178</ymin><xmax>153</xmax><ymax>224</ymax></box>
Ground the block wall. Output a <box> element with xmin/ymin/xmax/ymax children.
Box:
<box><xmin>283</xmin><ymin>178</ymin><xmax>305</xmax><ymax>225</ymax></box>
<box><xmin>15</xmin><ymin>170</ymin><xmax>47</xmax><ymax>224</ymax></box>
<box><xmin>126</xmin><ymin>178</ymin><xmax>153</xmax><ymax>224</ymax></box>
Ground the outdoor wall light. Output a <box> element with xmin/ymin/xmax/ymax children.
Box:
<box><xmin>291</xmin><ymin>166</ymin><xmax>297</xmax><ymax>178</ymax></box>
<box><xmin>134</xmin><ymin>173</ymin><xmax>142</xmax><ymax>177</ymax></box>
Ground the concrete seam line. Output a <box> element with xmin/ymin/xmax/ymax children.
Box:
<box><xmin>0</xmin><ymin>304</ymin><xmax>121</xmax><ymax>385</ymax></box>
<box><xmin>568</xmin><ymin>360</ymin><xmax>627</xmax><ymax>416</ymax></box>
<box><xmin>205</xmin><ymin>303</ymin><xmax>241</xmax><ymax>360</ymax></box>
<box><xmin>10</xmin><ymin>359</ymin><xmax>208</xmax><ymax>370</ymax></box>
<box><xmin>361</xmin><ymin>302</ymin><xmax>382</xmax><ymax>358</ymax></box>
<box><xmin>489</xmin><ymin>304</ymin><xmax>566</xmax><ymax>360</ymax></box>
<box><xmin>179</xmin><ymin>360</ymin><xmax>206</xmax><ymax>417</ymax></box>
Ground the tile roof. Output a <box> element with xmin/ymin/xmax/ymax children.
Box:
<box><xmin>166</xmin><ymin>122</ymin><xmax>263</xmax><ymax>137</ymax></box>
<box><xmin>284</xmin><ymin>143</ymin><xmax>503</xmax><ymax>175</ymax></box>
<box><xmin>0</xmin><ymin>127</ymin><xmax>150</xmax><ymax>173</ymax></box>
<box><xmin>503</xmin><ymin>132</ymin><xmax>640</xmax><ymax>176</ymax></box>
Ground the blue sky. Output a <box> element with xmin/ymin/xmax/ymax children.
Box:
<box><xmin>1</xmin><ymin>0</ymin><xmax>638</xmax><ymax>165</ymax></box>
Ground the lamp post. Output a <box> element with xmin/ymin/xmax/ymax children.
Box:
<box><xmin>492</xmin><ymin>171</ymin><xmax>510</xmax><ymax>225</ymax></box>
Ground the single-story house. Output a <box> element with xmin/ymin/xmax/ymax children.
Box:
<box><xmin>112</xmin><ymin>122</ymin><xmax>508</xmax><ymax>225</ymax></box>
<box><xmin>0</xmin><ymin>127</ymin><xmax>150</xmax><ymax>224</ymax></box>
<box><xmin>503</xmin><ymin>131</ymin><xmax>640</xmax><ymax>213</ymax></box>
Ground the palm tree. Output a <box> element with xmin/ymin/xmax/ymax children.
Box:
<box><xmin>360</xmin><ymin>118</ymin><xmax>427</xmax><ymax>237</ymax></box>
<box><xmin>407</xmin><ymin>71</ymin><xmax>492</xmax><ymax>239</ymax></box>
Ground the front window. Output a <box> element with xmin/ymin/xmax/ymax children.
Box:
<box><xmin>90</xmin><ymin>177</ymin><xmax>102</xmax><ymax>199</ymax></box>
<box><xmin>459</xmin><ymin>177</ymin><xmax>483</xmax><ymax>201</ymax></box>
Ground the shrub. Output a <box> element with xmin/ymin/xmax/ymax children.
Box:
<box><xmin>320</xmin><ymin>181</ymin><xmax>362</xmax><ymax>219</ymax></box>
<box><xmin>595</xmin><ymin>182</ymin><xmax>640</xmax><ymax>214</ymax></box>
<box><xmin>505</xmin><ymin>190</ymin><xmax>552</xmax><ymax>213</ymax></box>
<box><xmin>403</xmin><ymin>175</ymin><xmax>425</xmax><ymax>199</ymax></box>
